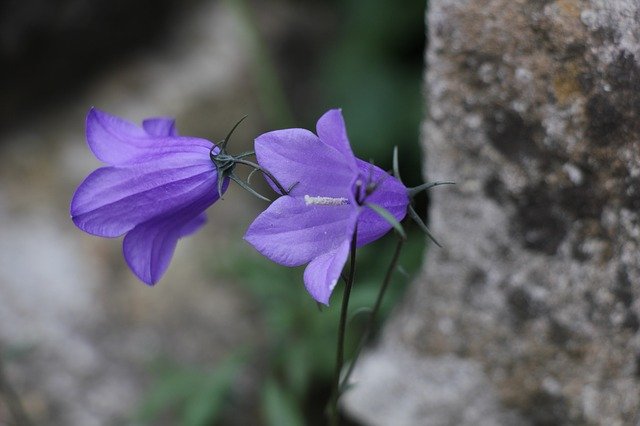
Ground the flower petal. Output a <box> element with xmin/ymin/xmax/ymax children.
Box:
<box><xmin>178</xmin><ymin>212</ymin><xmax>207</xmax><ymax>237</ymax></box>
<box><xmin>254</xmin><ymin>129</ymin><xmax>357</xmax><ymax>198</ymax></box>
<box><xmin>303</xmin><ymin>239</ymin><xmax>351</xmax><ymax>305</ymax></box>
<box><xmin>142</xmin><ymin>118</ymin><xmax>178</xmax><ymax>137</ymax></box>
<box><xmin>123</xmin><ymin>202</ymin><xmax>215</xmax><ymax>285</ymax></box>
<box><xmin>316</xmin><ymin>109</ymin><xmax>357</xmax><ymax>169</ymax></box>
<box><xmin>355</xmin><ymin>159</ymin><xmax>409</xmax><ymax>246</ymax></box>
<box><xmin>86</xmin><ymin>108</ymin><xmax>212</xmax><ymax>165</ymax></box>
<box><xmin>123</xmin><ymin>217</ymin><xmax>190</xmax><ymax>285</ymax></box>
<box><xmin>244</xmin><ymin>196</ymin><xmax>359</xmax><ymax>267</ymax></box>
<box><xmin>70</xmin><ymin>154</ymin><xmax>218</xmax><ymax>237</ymax></box>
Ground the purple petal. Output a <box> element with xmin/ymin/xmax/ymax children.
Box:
<box><xmin>244</xmin><ymin>196</ymin><xmax>359</xmax><ymax>267</ymax></box>
<box><xmin>86</xmin><ymin>108</ymin><xmax>212</xmax><ymax>165</ymax></box>
<box><xmin>123</xmin><ymin>217</ymin><xmax>190</xmax><ymax>285</ymax></box>
<box><xmin>143</xmin><ymin>118</ymin><xmax>178</xmax><ymax>137</ymax></box>
<box><xmin>315</xmin><ymin>109</ymin><xmax>357</xmax><ymax>169</ymax></box>
<box><xmin>178</xmin><ymin>212</ymin><xmax>207</xmax><ymax>237</ymax></box>
<box><xmin>122</xmin><ymin>201</ymin><xmax>215</xmax><ymax>285</ymax></box>
<box><xmin>303</xmin><ymin>239</ymin><xmax>351</xmax><ymax>305</ymax></box>
<box><xmin>355</xmin><ymin>160</ymin><xmax>409</xmax><ymax>246</ymax></box>
<box><xmin>70</xmin><ymin>153</ymin><xmax>218</xmax><ymax>237</ymax></box>
<box><xmin>254</xmin><ymin>129</ymin><xmax>357</xmax><ymax>198</ymax></box>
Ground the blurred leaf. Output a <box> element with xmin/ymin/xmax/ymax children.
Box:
<box><xmin>1</xmin><ymin>343</ymin><xmax>35</xmax><ymax>362</ymax></box>
<box><xmin>319</xmin><ymin>0</ymin><xmax>426</xmax><ymax>185</ymax></box>
<box><xmin>210</xmin><ymin>221</ymin><xmax>427</xmax><ymax>423</ymax></box>
<box><xmin>283</xmin><ymin>344</ymin><xmax>310</xmax><ymax>396</ymax></box>
<box><xmin>182</xmin><ymin>353</ymin><xmax>245</xmax><ymax>426</ymax></box>
<box><xmin>136</xmin><ymin>352</ymin><xmax>245</xmax><ymax>426</ymax></box>
<box><xmin>262</xmin><ymin>379</ymin><xmax>305</xmax><ymax>426</ymax></box>
<box><xmin>137</xmin><ymin>366</ymin><xmax>200</xmax><ymax>422</ymax></box>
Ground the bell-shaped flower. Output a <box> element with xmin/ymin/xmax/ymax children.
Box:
<box><xmin>70</xmin><ymin>108</ymin><xmax>228</xmax><ymax>284</ymax></box>
<box><xmin>244</xmin><ymin>109</ymin><xmax>409</xmax><ymax>305</ymax></box>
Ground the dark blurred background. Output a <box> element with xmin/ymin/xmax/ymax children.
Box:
<box><xmin>1</xmin><ymin>0</ymin><xmax>426</xmax><ymax>177</ymax></box>
<box><xmin>0</xmin><ymin>0</ymin><xmax>427</xmax><ymax>424</ymax></box>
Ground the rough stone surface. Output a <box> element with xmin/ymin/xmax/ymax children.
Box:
<box><xmin>343</xmin><ymin>346</ymin><xmax>525</xmax><ymax>426</ymax></box>
<box><xmin>346</xmin><ymin>1</ymin><xmax>640</xmax><ymax>425</ymax></box>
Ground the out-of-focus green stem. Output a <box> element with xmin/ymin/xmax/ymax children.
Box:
<box><xmin>224</xmin><ymin>0</ymin><xmax>296</xmax><ymax>128</ymax></box>
<box><xmin>328</xmin><ymin>230</ymin><xmax>358</xmax><ymax>426</ymax></box>
<box><xmin>339</xmin><ymin>237</ymin><xmax>404</xmax><ymax>393</ymax></box>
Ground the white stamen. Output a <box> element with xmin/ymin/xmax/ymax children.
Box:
<box><xmin>304</xmin><ymin>195</ymin><xmax>349</xmax><ymax>206</ymax></box>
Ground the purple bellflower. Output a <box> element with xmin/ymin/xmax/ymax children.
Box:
<box><xmin>70</xmin><ymin>108</ymin><xmax>228</xmax><ymax>285</ymax></box>
<box><xmin>244</xmin><ymin>109</ymin><xmax>409</xmax><ymax>305</ymax></box>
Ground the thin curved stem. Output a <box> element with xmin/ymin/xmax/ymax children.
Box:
<box><xmin>339</xmin><ymin>237</ymin><xmax>404</xmax><ymax>393</ymax></box>
<box><xmin>218</xmin><ymin>115</ymin><xmax>248</xmax><ymax>151</ymax></box>
<box><xmin>328</xmin><ymin>229</ymin><xmax>358</xmax><ymax>426</ymax></box>
<box><xmin>234</xmin><ymin>151</ymin><xmax>256</xmax><ymax>159</ymax></box>
<box><xmin>229</xmin><ymin>174</ymin><xmax>271</xmax><ymax>202</ymax></box>
<box><xmin>233</xmin><ymin>158</ymin><xmax>289</xmax><ymax>195</ymax></box>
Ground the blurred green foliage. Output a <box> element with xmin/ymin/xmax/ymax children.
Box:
<box><xmin>136</xmin><ymin>233</ymin><xmax>425</xmax><ymax>425</ymax></box>
<box><xmin>226</xmin><ymin>232</ymin><xmax>425</xmax><ymax>425</ymax></box>
<box><xmin>320</xmin><ymin>0</ymin><xmax>427</xmax><ymax>185</ymax></box>
<box><xmin>135</xmin><ymin>353</ymin><xmax>246</xmax><ymax>425</ymax></box>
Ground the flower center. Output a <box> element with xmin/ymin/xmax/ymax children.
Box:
<box><xmin>304</xmin><ymin>195</ymin><xmax>349</xmax><ymax>206</ymax></box>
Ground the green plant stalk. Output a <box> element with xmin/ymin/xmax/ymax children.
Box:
<box><xmin>233</xmin><ymin>158</ymin><xmax>290</xmax><ymax>195</ymax></box>
<box><xmin>328</xmin><ymin>230</ymin><xmax>358</xmax><ymax>426</ymax></box>
<box><xmin>339</xmin><ymin>237</ymin><xmax>404</xmax><ymax>393</ymax></box>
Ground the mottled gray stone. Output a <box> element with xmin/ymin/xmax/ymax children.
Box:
<box><xmin>346</xmin><ymin>1</ymin><xmax>640</xmax><ymax>425</ymax></box>
<box><xmin>343</xmin><ymin>346</ymin><xmax>526</xmax><ymax>426</ymax></box>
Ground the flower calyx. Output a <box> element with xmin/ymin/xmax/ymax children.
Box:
<box><xmin>209</xmin><ymin>116</ymin><xmax>290</xmax><ymax>201</ymax></box>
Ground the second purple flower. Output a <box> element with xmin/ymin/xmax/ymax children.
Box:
<box><xmin>244</xmin><ymin>109</ymin><xmax>409</xmax><ymax>305</ymax></box>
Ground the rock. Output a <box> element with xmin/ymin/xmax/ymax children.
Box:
<box><xmin>343</xmin><ymin>346</ymin><xmax>525</xmax><ymax>426</ymax></box>
<box><xmin>345</xmin><ymin>1</ymin><xmax>640</xmax><ymax>425</ymax></box>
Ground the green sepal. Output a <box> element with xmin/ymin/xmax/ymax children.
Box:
<box><xmin>408</xmin><ymin>205</ymin><xmax>442</xmax><ymax>247</ymax></box>
<box><xmin>408</xmin><ymin>181</ymin><xmax>455</xmax><ymax>198</ymax></box>
<box><xmin>364</xmin><ymin>202</ymin><xmax>407</xmax><ymax>240</ymax></box>
<box><xmin>218</xmin><ymin>115</ymin><xmax>247</xmax><ymax>151</ymax></box>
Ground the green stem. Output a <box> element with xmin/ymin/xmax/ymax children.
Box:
<box><xmin>234</xmin><ymin>150</ymin><xmax>255</xmax><ymax>159</ymax></box>
<box><xmin>229</xmin><ymin>174</ymin><xmax>271</xmax><ymax>202</ymax></box>
<box><xmin>339</xmin><ymin>237</ymin><xmax>404</xmax><ymax>393</ymax></box>
<box><xmin>233</xmin><ymin>158</ymin><xmax>289</xmax><ymax>195</ymax></box>
<box><xmin>328</xmin><ymin>230</ymin><xmax>358</xmax><ymax>426</ymax></box>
